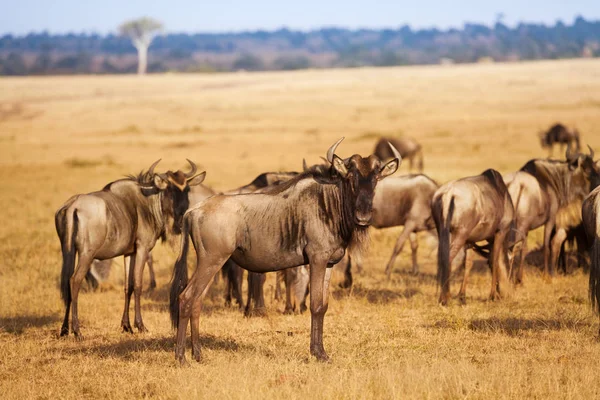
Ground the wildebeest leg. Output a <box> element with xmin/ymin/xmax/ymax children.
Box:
<box><xmin>340</xmin><ymin>256</ymin><xmax>353</xmax><ymax>288</ymax></box>
<box><xmin>245</xmin><ymin>272</ymin><xmax>267</xmax><ymax>317</ymax></box>
<box><xmin>284</xmin><ymin>268</ymin><xmax>295</xmax><ymax>314</ymax></box>
<box><xmin>409</xmin><ymin>232</ymin><xmax>419</xmax><ymax>275</ymax></box>
<box><xmin>550</xmin><ymin>228</ymin><xmax>567</xmax><ymax>277</ymax></box>
<box><xmin>132</xmin><ymin>250</ymin><xmax>149</xmax><ymax>332</ymax></box>
<box><xmin>275</xmin><ymin>270</ymin><xmax>284</xmax><ymax>301</ymax></box>
<box><xmin>542</xmin><ymin>220</ymin><xmax>555</xmax><ymax>277</ymax></box>
<box><xmin>147</xmin><ymin>253</ymin><xmax>156</xmax><ymax>291</ymax></box>
<box><xmin>457</xmin><ymin>247</ymin><xmax>470</xmax><ymax>304</ymax></box>
<box><xmin>489</xmin><ymin>230</ymin><xmax>511</xmax><ymax>301</ymax></box>
<box><xmin>60</xmin><ymin>295</ymin><xmax>71</xmax><ymax>337</ymax></box>
<box><xmin>439</xmin><ymin>231</ymin><xmax>468</xmax><ymax>305</ymax></box>
<box><xmin>70</xmin><ymin>251</ymin><xmax>94</xmax><ymax>340</ymax></box>
<box><xmin>176</xmin><ymin>254</ymin><xmax>229</xmax><ymax>366</ymax></box>
<box><xmin>514</xmin><ymin>229</ymin><xmax>528</xmax><ymax>285</ymax></box>
<box><xmin>385</xmin><ymin>222</ymin><xmax>416</xmax><ymax>279</ymax></box>
<box><xmin>120</xmin><ymin>255</ymin><xmax>135</xmax><ymax>333</ymax></box>
<box><xmin>309</xmin><ymin>261</ymin><xmax>332</xmax><ymax>361</ymax></box>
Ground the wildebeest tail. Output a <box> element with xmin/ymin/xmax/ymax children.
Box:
<box><xmin>435</xmin><ymin>196</ymin><xmax>455</xmax><ymax>291</ymax></box>
<box><xmin>170</xmin><ymin>213</ymin><xmax>191</xmax><ymax>328</ymax></box>
<box><xmin>589</xmin><ymin>237</ymin><xmax>600</xmax><ymax>314</ymax></box>
<box><xmin>56</xmin><ymin>207</ymin><xmax>78</xmax><ymax>306</ymax></box>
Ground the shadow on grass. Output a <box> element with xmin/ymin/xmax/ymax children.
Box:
<box><xmin>62</xmin><ymin>334</ymin><xmax>252</xmax><ymax>360</ymax></box>
<box><xmin>468</xmin><ymin>317</ymin><xmax>591</xmax><ymax>336</ymax></box>
<box><xmin>332</xmin><ymin>284</ymin><xmax>421</xmax><ymax>304</ymax></box>
<box><xmin>0</xmin><ymin>314</ymin><xmax>60</xmax><ymax>335</ymax></box>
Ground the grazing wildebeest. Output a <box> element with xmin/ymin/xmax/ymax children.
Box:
<box><xmin>507</xmin><ymin>147</ymin><xmax>599</xmax><ymax>282</ymax></box>
<box><xmin>85</xmin><ymin>183</ymin><xmax>217</xmax><ymax>291</ymax></box>
<box><xmin>432</xmin><ymin>169</ymin><xmax>514</xmax><ymax>305</ymax></box>
<box><xmin>539</xmin><ymin>123</ymin><xmax>581</xmax><ymax>158</ymax></box>
<box><xmin>375</xmin><ymin>137</ymin><xmax>423</xmax><ymax>172</ymax></box>
<box><xmin>169</xmin><ymin>138</ymin><xmax>401</xmax><ymax>364</ymax></box>
<box><xmin>583</xmin><ymin>185</ymin><xmax>600</xmax><ymax>334</ymax></box>
<box><xmin>55</xmin><ymin>159</ymin><xmax>206</xmax><ymax>339</ymax></box>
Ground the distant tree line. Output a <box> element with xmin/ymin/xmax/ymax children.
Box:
<box><xmin>1</xmin><ymin>16</ymin><xmax>599</xmax><ymax>75</ymax></box>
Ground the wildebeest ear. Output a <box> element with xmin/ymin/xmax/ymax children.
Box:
<box><xmin>331</xmin><ymin>154</ymin><xmax>348</xmax><ymax>177</ymax></box>
<box><xmin>379</xmin><ymin>158</ymin><xmax>399</xmax><ymax>179</ymax></box>
<box><xmin>154</xmin><ymin>174</ymin><xmax>169</xmax><ymax>190</ymax></box>
<box><xmin>187</xmin><ymin>171</ymin><xmax>206</xmax><ymax>186</ymax></box>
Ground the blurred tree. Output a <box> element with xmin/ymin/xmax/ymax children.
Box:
<box><xmin>118</xmin><ymin>17</ymin><xmax>163</xmax><ymax>74</ymax></box>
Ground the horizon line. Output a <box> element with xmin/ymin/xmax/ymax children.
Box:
<box><xmin>0</xmin><ymin>14</ymin><xmax>594</xmax><ymax>38</ymax></box>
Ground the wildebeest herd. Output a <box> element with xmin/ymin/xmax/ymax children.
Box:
<box><xmin>55</xmin><ymin>123</ymin><xmax>600</xmax><ymax>365</ymax></box>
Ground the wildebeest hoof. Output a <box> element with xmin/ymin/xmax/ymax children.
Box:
<box><xmin>283</xmin><ymin>307</ymin><xmax>294</xmax><ymax>315</ymax></box>
<box><xmin>177</xmin><ymin>356</ymin><xmax>190</xmax><ymax>368</ymax></box>
<box><xmin>149</xmin><ymin>280</ymin><xmax>157</xmax><ymax>291</ymax></box>
<box><xmin>74</xmin><ymin>332</ymin><xmax>84</xmax><ymax>341</ymax></box>
<box><xmin>60</xmin><ymin>327</ymin><xmax>69</xmax><ymax>337</ymax></box>
<box><xmin>245</xmin><ymin>307</ymin><xmax>267</xmax><ymax>318</ymax></box>
<box><xmin>192</xmin><ymin>350</ymin><xmax>202</xmax><ymax>363</ymax></box>
<box><xmin>121</xmin><ymin>323</ymin><xmax>133</xmax><ymax>334</ymax></box>
<box><xmin>411</xmin><ymin>267</ymin><xmax>420</xmax><ymax>276</ymax></box>
<box><xmin>135</xmin><ymin>324</ymin><xmax>148</xmax><ymax>333</ymax></box>
<box><xmin>338</xmin><ymin>280</ymin><xmax>352</xmax><ymax>289</ymax></box>
<box><xmin>310</xmin><ymin>348</ymin><xmax>330</xmax><ymax>362</ymax></box>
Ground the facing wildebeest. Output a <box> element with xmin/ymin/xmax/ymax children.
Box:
<box><xmin>539</xmin><ymin>123</ymin><xmax>581</xmax><ymax>158</ymax></box>
<box><xmin>432</xmin><ymin>169</ymin><xmax>514</xmax><ymax>305</ymax></box>
<box><xmin>55</xmin><ymin>159</ymin><xmax>206</xmax><ymax>338</ymax></box>
<box><xmin>374</xmin><ymin>137</ymin><xmax>423</xmax><ymax>172</ymax></box>
<box><xmin>583</xmin><ymin>185</ymin><xmax>600</xmax><ymax>333</ymax></box>
<box><xmin>169</xmin><ymin>138</ymin><xmax>401</xmax><ymax>364</ymax></box>
<box><xmin>85</xmin><ymin>182</ymin><xmax>217</xmax><ymax>291</ymax></box>
<box><xmin>507</xmin><ymin>147</ymin><xmax>599</xmax><ymax>282</ymax></box>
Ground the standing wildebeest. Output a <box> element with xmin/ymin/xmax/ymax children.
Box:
<box><xmin>432</xmin><ymin>169</ymin><xmax>514</xmax><ymax>305</ymax></box>
<box><xmin>169</xmin><ymin>138</ymin><xmax>401</xmax><ymax>364</ymax></box>
<box><xmin>583</xmin><ymin>185</ymin><xmax>600</xmax><ymax>334</ymax></box>
<box><xmin>85</xmin><ymin>182</ymin><xmax>217</xmax><ymax>291</ymax></box>
<box><xmin>539</xmin><ymin>123</ymin><xmax>581</xmax><ymax>158</ymax></box>
<box><xmin>55</xmin><ymin>159</ymin><xmax>206</xmax><ymax>338</ymax></box>
<box><xmin>375</xmin><ymin>137</ymin><xmax>423</xmax><ymax>172</ymax></box>
<box><xmin>339</xmin><ymin>174</ymin><xmax>438</xmax><ymax>288</ymax></box>
<box><xmin>507</xmin><ymin>147</ymin><xmax>599</xmax><ymax>282</ymax></box>
<box><xmin>221</xmin><ymin>171</ymin><xmax>300</xmax><ymax>316</ymax></box>
<box><xmin>375</xmin><ymin>174</ymin><xmax>438</xmax><ymax>278</ymax></box>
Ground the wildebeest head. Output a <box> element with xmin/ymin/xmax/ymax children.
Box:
<box><xmin>327</xmin><ymin>137</ymin><xmax>401</xmax><ymax>226</ymax></box>
<box><xmin>567</xmin><ymin>145</ymin><xmax>600</xmax><ymax>195</ymax></box>
<box><xmin>142</xmin><ymin>159</ymin><xmax>206</xmax><ymax>234</ymax></box>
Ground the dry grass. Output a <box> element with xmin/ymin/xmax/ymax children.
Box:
<box><xmin>2</xmin><ymin>59</ymin><xmax>600</xmax><ymax>399</ymax></box>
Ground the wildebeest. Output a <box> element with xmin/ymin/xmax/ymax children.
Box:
<box><xmin>374</xmin><ymin>137</ymin><xmax>423</xmax><ymax>172</ymax></box>
<box><xmin>169</xmin><ymin>138</ymin><xmax>401</xmax><ymax>364</ymax></box>
<box><xmin>583</xmin><ymin>185</ymin><xmax>600</xmax><ymax>333</ymax></box>
<box><xmin>55</xmin><ymin>159</ymin><xmax>206</xmax><ymax>338</ymax></box>
<box><xmin>507</xmin><ymin>147</ymin><xmax>599</xmax><ymax>282</ymax></box>
<box><xmin>339</xmin><ymin>173</ymin><xmax>438</xmax><ymax>288</ymax></box>
<box><xmin>539</xmin><ymin>123</ymin><xmax>581</xmax><ymax>158</ymax></box>
<box><xmin>85</xmin><ymin>182</ymin><xmax>217</xmax><ymax>291</ymax></box>
<box><xmin>221</xmin><ymin>171</ymin><xmax>301</xmax><ymax>316</ymax></box>
<box><xmin>432</xmin><ymin>169</ymin><xmax>514</xmax><ymax>305</ymax></box>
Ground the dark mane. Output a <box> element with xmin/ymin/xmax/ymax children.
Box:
<box><xmin>102</xmin><ymin>169</ymin><xmax>155</xmax><ymax>191</ymax></box>
<box><xmin>521</xmin><ymin>159</ymin><xmax>571</xmax><ymax>206</ymax></box>
<box><xmin>261</xmin><ymin>164</ymin><xmax>339</xmax><ymax>196</ymax></box>
<box><xmin>481</xmin><ymin>169</ymin><xmax>507</xmax><ymax>194</ymax></box>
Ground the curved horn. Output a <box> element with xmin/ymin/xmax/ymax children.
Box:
<box><xmin>184</xmin><ymin>159</ymin><xmax>198</xmax><ymax>178</ymax></box>
<box><xmin>588</xmin><ymin>144</ymin><xmax>595</xmax><ymax>160</ymax></box>
<box><xmin>387</xmin><ymin>141</ymin><xmax>402</xmax><ymax>161</ymax></box>
<box><xmin>302</xmin><ymin>158</ymin><xmax>308</xmax><ymax>172</ymax></box>
<box><xmin>326</xmin><ymin>137</ymin><xmax>345</xmax><ymax>163</ymax></box>
<box><xmin>148</xmin><ymin>159</ymin><xmax>161</xmax><ymax>176</ymax></box>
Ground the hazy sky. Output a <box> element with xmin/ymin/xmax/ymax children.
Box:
<box><xmin>1</xmin><ymin>0</ymin><xmax>599</xmax><ymax>35</ymax></box>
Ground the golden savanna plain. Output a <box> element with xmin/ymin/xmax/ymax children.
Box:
<box><xmin>1</xmin><ymin>59</ymin><xmax>600</xmax><ymax>399</ymax></box>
